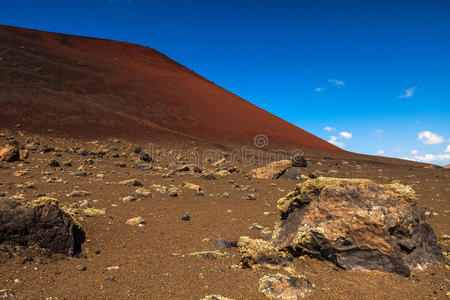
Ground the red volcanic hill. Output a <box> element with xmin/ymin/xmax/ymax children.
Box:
<box><xmin>0</xmin><ymin>25</ymin><xmax>342</xmax><ymax>152</ymax></box>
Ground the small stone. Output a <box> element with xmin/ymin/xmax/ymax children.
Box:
<box><xmin>104</xmin><ymin>275</ymin><xmax>115</xmax><ymax>281</ymax></box>
<box><xmin>77</xmin><ymin>265</ymin><xmax>87</xmax><ymax>271</ymax></box>
<box><xmin>134</xmin><ymin>146</ymin><xmax>142</xmax><ymax>154</ymax></box>
<box><xmin>119</xmin><ymin>179</ymin><xmax>142</xmax><ymax>186</ymax></box>
<box><xmin>122</xmin><ymin>196</ymin><xmax>137</xmax><ymax>202</ymax></box>
<box><xmin>247</xmin><ymin>194</ymin><xmax>257</xmax><ymax>200</ymax></box>
<box><xmin>140</xmin><ymin>153</ymin><xmax>152</xmax><ymax>162</ymax></box>
<box><xmin>291</xmin><ymin>154</ymin><xmax>307</xmax><ymax>167</ymax></box>
<box><xmin>134</xmin><ymin>188</ymin><xmax>151</xmax><ymax>198</ymax></box>
<box><xmin>200</xmin><ymin>172</ymin><xmax>216</xmax><ymax>180</ymax></box>
<box><xmin>48</xmin><ymin>159</ymin><xmax>60</xmax><ymax>167</ymax></box>
<box><xmin>126</xmin><ymin>216</ymin><xmax>146</xmax><ymax>226</ymax></box>
<box><xmin>67</xmin><ymin>190</ymin><xmax>91</xmax><ymax>197</ymax></box>
<box><xmin>181</xmin><ymin>214</ymin><xmax>190</xmax><ymax>221</ymax></box>
<box><xmin>259</xmin><ymin>273</ymin><xmax>314</xmax><ymax>299</ymax></box>
<box><xmin>116</xmin><ymin>162</ymin><xmax>127</xmax><ymax>168</ymax></box>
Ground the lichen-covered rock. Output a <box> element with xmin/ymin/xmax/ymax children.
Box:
<box><xmin>259</xmin><ymin>273</ymin><xmax>314</xmax><ymax>299</ymax></box>
<box><xmin>238</xmin><ymin>236</ymin><xmax>292</xmax><ymax>268</ymax></box>
<box><xmin>134</xmin><ymin>188</ymin><xmax>152</xmax><ymax>198</ymax></box>
<box><xmin>273</xmin><ymin>177</ymin><xmax>444</xmax><ymax>276</ymax></box>
<box><xmin>249</xmin><ymin>160</ymin><xmax>292</xmax><ymax>180</ymax></box>
<box><xmin>0</xmin><ymin>197</ymin><xmax>85</xmax><ymax>256</ymax></box>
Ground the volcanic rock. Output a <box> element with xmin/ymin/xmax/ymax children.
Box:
<box><xmin>119</xmin><ymin>179</ymin><xmax>143</xmax><ymax>186</ymax></box>
<box><xmin>258</xmin><ymin>273</ymin><xmax>314</xmax><ymax>299</ymax></box>
<box><xmin>0</xmin><ymin>145</ymin><xmax>19</xmax><ymax>162</ymax></box>
<box><xmin>0</xmin><ymin>197</ymin><xmax>85</xmax><ymax>256</ymax></box>
<box><xmin>139</xmin><ymin>153</ymin><xmax>152</xmax><ymax>163</ymax></box>
<box><xmin>291</xmin><ymin>154</ymin><xmax>307</xmax><ymax>167</ymax></box>
<box><xmin>278</xmin><ymin>168</ymin><xmax>301</xmax><ymax>180</ymax></box>
<box><xmin>48</xmin><ymin>159</ymin><xmax>60</xmax><ymax>167</ymax></box>
<box><xmin>249</xmin><ymin>160</ymin><xmax>292</xmax><ymax>180</ymax></box>
<box><xmin>126</xmin><ymin>216</ymin><xmax>145</xmax><ymax>226</ymax></box>
<box><xmin>273</xmin><ymin>177</ymin><xmax>444</xmax><ymax>276</ymax></box>
<box><xmin>238</xmin><ymin>236</ymin><xmax>293</xmax><ymax>269</ymax></box>
<box><xmin>19</xmin><ymin>149</ymin><xmax>29</xmax><ymax>160</ymax></box>
<box><xmin>216</xmin><ymin>238</ymin><xmax>237</xmax><ymax>249</ymax></box>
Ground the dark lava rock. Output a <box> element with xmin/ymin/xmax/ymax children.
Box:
<box><xmin>200</xmin><ymin>172</ymin><xmax>216</xmax><ymax>180</ymax></box>
<box><xmin>192</xmin><ymin>166</ymin><xmax>203</xmax><ymax>173</ymax></box>
<box><xmin>274</xmin><ymin>177</ymin><xmax>444</xmax><ymax>276</ymax></box>
<box><xmin>0</xmin><ymin>197</ymin><xmax>85</xmax><ymax>256</ymax></box>
<box><xmin>181</xmin><ymin>214</ymin><xmax>190</xmax><ymax>221</ymax></box>
<box><xmin>278</xmin><ymin>167</ymin><xmax>301</xmax><ymax>180</ymax></box>
<box><xmin>216</xmin><ymin>238</ymin><xmax>237</xmax><ymax>249</ymax></box>
<box><xmin>48</xmin><ymin>159</ymin><xmax>60</xmax><ymax>168</ymax></box>
<box><xmin>134</xmin><ymin>146</ymin><xmax>142</xmax><ymax>154</ymax></box>
<box><xmin>308</xmin><ymin>173</ymin><xmax>317</xmax><ymax>179</ymax></box>
<box><xmin>140</xmin><ymin>153</ymin><xmax>152</xmax><ymax>163</ymax></box>
<box><xmin>291</xmin><ymin>154</ymin><xmax>307</xmax><ymax>167</ymax></box>
<box><xmin>63</xmin><ymin>162</ymin><xmax>72</xmax><ymax>167</ymax></box>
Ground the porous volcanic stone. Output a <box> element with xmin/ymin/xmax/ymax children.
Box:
<box><xmin>273</xmin><ymin>177</ymin><xmax>444</xmax><ymax>276</ymax></box>
<box><xmin>0</xmin><ymin>197</ymin><xmax>85</xmax><ymax>256</ymax></box>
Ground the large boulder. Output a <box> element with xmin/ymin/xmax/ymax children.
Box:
<box><xmin>273</xmin><ymin>177</ymin><xmax>444</xmax><ymax>276</ymax></box>
<box><xmin>249</xmin><ymin>160</ymin><xmax>292</xmax><ymax>179</ymax></box>
<box><xmin>0</xmin><ymin>197</ymin><xmax>85</xmax><ymax>256</ymax></box>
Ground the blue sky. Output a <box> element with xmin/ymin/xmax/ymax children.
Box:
<box><xmin>1</xmin><ymin>0</ymin><xmax>450</xmax><ymax>165</ymax></box>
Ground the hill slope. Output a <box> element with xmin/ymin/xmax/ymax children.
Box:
<box><xmin>0</xmin><ymin>25</ymin><xmax>342</xmax><ymax>152</ymax></box>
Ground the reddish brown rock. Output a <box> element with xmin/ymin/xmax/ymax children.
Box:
<box><xmin>19</xmin><ymin>149</ymin><xmax>29</xmax><ymax>160</ymax></box>
<box><xmin>249</xmin><ymin>160</ymin><xmax>292</xmax><ymax>180</ymax></box>
<box><xmin>273</xmin><ymin>177</ymin><xmax>444</xmax><ymax>276</ymax></box>
<box><xmin>0</xmin><ymin>145</ymin><xmax>19</xmax><ymax>162</ymax></box>
<box><xmin>0</xmin><ymin>197</ymin><xmax>85</xmax><ymax>256</ymax></box>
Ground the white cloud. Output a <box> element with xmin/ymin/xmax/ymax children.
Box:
<box><xmin>399</xmin><ymin>86</ymin><xmax>417</xmax><ymax>99</ymax></box>
<box><xmin>376</xmin><ymin>150</ymin><xmax>385</xmax><ymax>155</ymax></box>
<box><xmin>324</xmin><ymin>126</ymin><xmax>336</xmax><ymax>132</ymax></box>
<box><xmin>445</xmin><ymin>145</ymin><xmax>450</xmax><ymax>153</ymax></box>
<box><xmin>418</xmin><ymin>131</ymin><xmax>444</xmax><ymax>145</ymax></box>
<box><xmin>411</xmin><ymin>153</ymin><xmax>450</xmax><ymax>163</ymax></box>
<box><xmin>328</xmin><ymin>79</ymin><xmax>345</xmax><ymax>86</ymax></box>
<box><xmin>410</xmin><ymin>149</ymin><xmax>419</xmax><ymax>155</ymax></box>
<box><xmin>374</xmin><ymin>129</ymin><xmax>383</xmax><ymax>134</ymax></box>
<box><xmin>328</xmin><ymin>136</ymin><xmax>345</xmax><ymax>147</ymax></box>
<box><xmin>339</xmin><ymin>131</ymin><xmax>352</xmax><ymax>139</ymax></box>
<box><xmin>315</xmin><ymin>87</ymin><xmax>327</xmax><ymax>92</ymax></box>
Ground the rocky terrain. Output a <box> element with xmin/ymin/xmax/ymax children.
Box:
<box><xmin>0</xmin><ymin>130</ymin><xmax>449</xmax><ymax>299</ymax></box>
